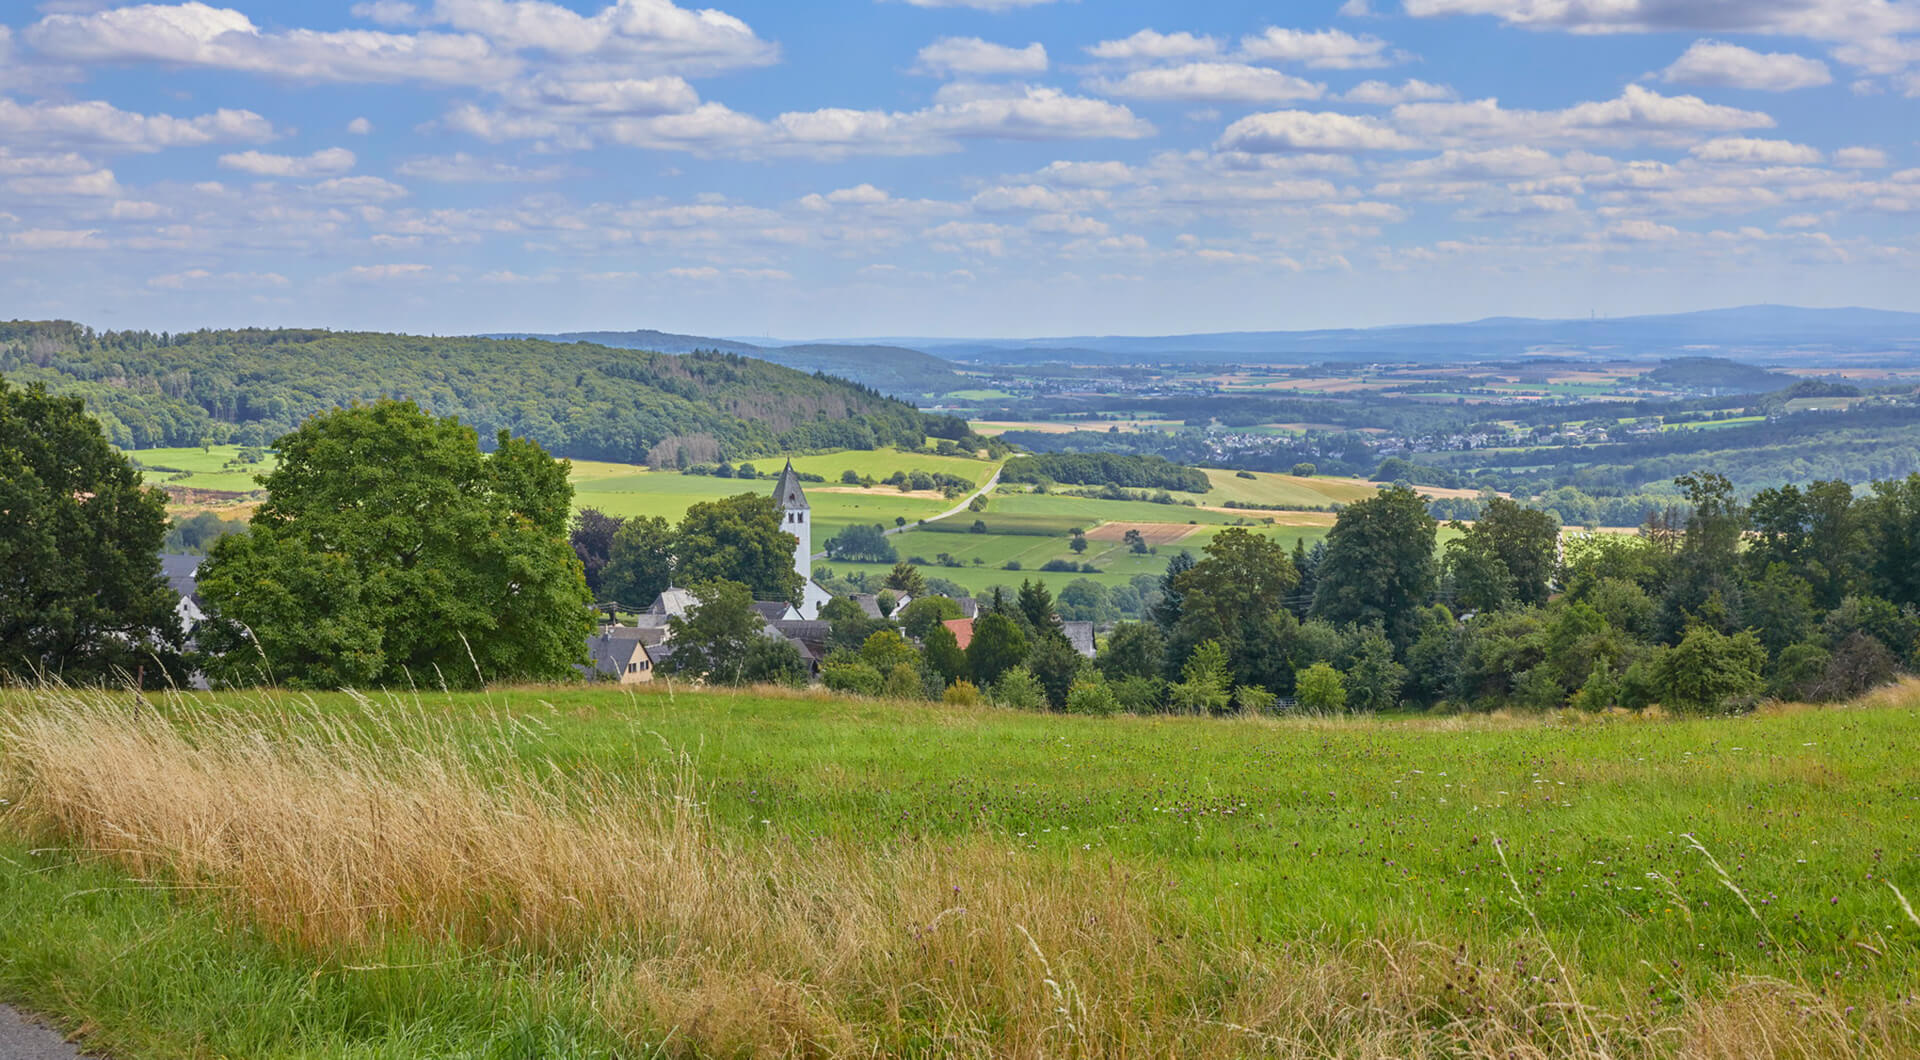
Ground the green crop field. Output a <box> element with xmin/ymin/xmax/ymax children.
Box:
<box><xmin>3</xmin><ymin>684</ymin><xmax>1916</xmax><ymax>1058</ymax></box>
<box><xmin>124</xmin><ymin>445</ymin><xmax>277</xmax><ymax>493</ymax></box>
<box><xmin>1197</xmin><ymin>468</ymin><xmax>1381</xmax><ymax>508</ymax></box>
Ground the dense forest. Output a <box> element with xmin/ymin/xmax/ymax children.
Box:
<box><xmin>1001</xmin><ymin>452</ymin><xmax>1213</xmax><ymax>493</ymax></box>
<box><xmin>0</xmin><ymin>321</ymin><xmax>954</xmax><ymax>465</ymax></box>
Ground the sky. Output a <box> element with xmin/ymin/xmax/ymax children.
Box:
<box><xmin>2</xmin><ymin>0</ymin><xmax>1919</xmax><ymax>339</ymax></box>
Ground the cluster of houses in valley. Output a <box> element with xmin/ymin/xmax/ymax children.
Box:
<box><xmin>155</xmin><ymin>462</ymin><xmax>1097</xmax><ymax>688</ymax></box>
<box><xmin>583</xmin><ymin>462</ymin><xmax>1096</xmax><ymax>684</ymax></box>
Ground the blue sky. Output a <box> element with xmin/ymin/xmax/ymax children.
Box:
<box><xmin>3</xmin><ymin>0</ymin><xmax>1918</xmax><ymax>338</ymax></box>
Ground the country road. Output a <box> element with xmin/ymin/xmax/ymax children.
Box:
<box><xmin>810</xmin><ymin>465</ymin><xmax>1002</xmax><ymax>562</ymax></box>
<box><xmin>1</xmin><ymin>1006</ymin><xmax>94</xmax><ymax>1059</ymax></box>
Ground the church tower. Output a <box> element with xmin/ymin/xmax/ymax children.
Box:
<box><xmin>772</xmin><ymin>459</ymin><xmax>810</xmax><ymax>581</ymax></box>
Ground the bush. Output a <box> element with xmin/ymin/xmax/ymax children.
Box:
<box><xmin>942</xmin><ymin>679</ymin><xmax>983</xmax><ymax>706</ymax></box>
<box><xmin>1234</xmin><ymin>684</ymin><xmax>1278</xmax><ymax>715</ymax></box>
<box><xmin>1040</xmin><ymin>559</ymin><xmax>1079</xmax><ymax>573</ymax></box>
<box><xmin>1295</xmin><ymin>662</ymin><xmax>1347</xmax><ymax>714</ymax></box>
<box><xmin>990</xmin><ymin>667</ymin><xmax>1046</xmax><ymax>710</ymax></box>
<box><xmin>1003</xmin><ymin>560</ymin><xmax>1022</xmax><ymax>571</ymax></box>
<box><xmin>1291</xmin><ymin>462</ymin><xmax>1316</xmax><ymax>477</ymax></box>
<box><xmin>821</xmin><ymin>661</ymin><xmax>883</xmax><ymax>696</ymax></box>
<box><xmin>884</xmin><ymin>662</ymin><xmax>925</xmax><ymax>700</ymax></box>
<box><xmin>1110</xmin><ymin>675</ymin><xmax>1166</xmax><ymax>714</ymax></box>
<box><xmin>1236</xmin><ymin>470</ymin><xmax>1257</xmax><ymax>480</ymax></box>
<box><xmin>1065</xmin><ymin>674</ymin><xmax>1121</xmax><ymax>716</ymax></box>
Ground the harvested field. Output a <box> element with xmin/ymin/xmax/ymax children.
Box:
<box><xmin>1081</xmin><ymin>520</ymin><xmax>1203</xmax><ymax>544</ymax></box>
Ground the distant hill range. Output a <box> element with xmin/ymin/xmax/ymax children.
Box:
<box><xmin>0</xmin><ymin>322</ymin><xmax>954</xmax><ymax>465</ymax></box>
<box><xmin>799</xmin><ymin>305</ymin><xmax>1920</xmax><ymax>366</ymax></box>
<box><xmin>487</xmin><ymin>329</ymin><xmax>969</xmax><ymax>399</ymax></box>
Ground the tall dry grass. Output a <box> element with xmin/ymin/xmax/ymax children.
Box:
<box><xmin>2</xmin><ymin>690</ymin><xmax>1913</xmax><ymax>1059</ymax></box>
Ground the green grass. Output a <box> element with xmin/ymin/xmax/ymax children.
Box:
<box><xmin>124</xmin><ymin>445</ymin><xmax>275</xmax><ymax>492</ymax></box>
<box><xmin>1197</xmin><ymin>468</ymin><xmax>1379</xmax><ymax>508</ymax></box>
<box><xmin>4</xmin><ymin>684</ymin><xmax>1918</xmax><ymax>1055</ymax></box>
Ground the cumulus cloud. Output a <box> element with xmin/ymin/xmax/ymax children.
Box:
<box><xmin>1392</xmin><ymin>85</ymin><xmax>1775</xmax><ymax>147</ymax></box>
<box><xmin>1833</xmin><ymin>145</ymin><xmax>1889</xmax><ymax>167</ymax></box>
<box><xmin>4</xmin><ymin>169</ymin><xmax>122</xmax><ymax>197</ymax></box>
<box><xmin>1400</xmin><ymin>0</ymin><xmax>1920</xmax><ymax>41</ymax></box>
<box><xmin>1090</xmin><ymin>62</ymin><xmax>1324</xmax><ymax>103</ymax></box>
<box><xmin>1341</xmin><ymin>78</ymin><xmax>1456</xmax><ymax>104</ymax></box>
<box><xmin>308</xmin><ymin>175</ymin><xmax>409</xmax><ymax>200</ymax></box>
<box><xmin>1689</xmin><ymin>136</ymin><xmax>1823</xmax><ymax>164</ymax></box>
<box><xmin>1217</xmin><ymin>109</ymin><xmax>1417</xmax><ymax>152</ymax></box>
<box><xmin>9</xmin><ymin>227</ymin><xmax>107</xmax><ymax>250</ymax></box>
<box><xmin>891</xmin><ymin>0</ymin><xmax>1063</xmax><ymax>9</ymax></box>
<box><xmin>347</xmin><ymin>116</ymin><xmax>374</xmax><ymax>134</ymax></box>
<box><xmin>1660</xmin><ymin>40</ymin><xmax>1833</xmax><ymax>91</ymax></box>
<box><xmin>219</xmin><ymin>147</ymin><xmax>357</xmax><ymax>177</ymax></box>
<box><xmin>1085</xmin><ymin>29</ymin><xmax>1220</xmax><ymax>61</ymax></box>
<box><xmin>148</xmin><ymin>267</ymin><xmax>288</xmax><ymax>288</ymax></box>
<box><xmin>336</xmin><ymin>262</ymin><xmax>432</xmax><ymax>281</ymax></box>
<box><xmin>0</xmin><ymin>96</ymin><xmax>275</xmax><ymax>151</ymax></box>
<box><xmin>1237</xmin><ymin>27</ymin><xmax>1399</xmax><ymax>69</ymax></box>
<box><xmin>396</xmin><ymin>152</ymin><xmax>567</xmax><ymax>181</ymax></box>
<box><xmin>913</xmin><ymin>37</ymin><xmax>1047</xmax><ymax>77</ymax></box>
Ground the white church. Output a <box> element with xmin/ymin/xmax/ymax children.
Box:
<box><xmin>772</xmin><ymin>459</ymin><xmax>836</xmax><ymax>620</ymax></box>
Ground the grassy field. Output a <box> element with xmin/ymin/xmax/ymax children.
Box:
<box><xmin>1197</xmin><ymin>469</ymin><xmax>1380</xmax><ymax>508</ymax></box>
<box><xmin>125</xmin><ymin>445</ymin><xmax>276</xmax><ymax>493</ymax></box>
<box><xmin>3</xmin><ymin>683</ymin><xmax>1917</xmax><ymax>1058</ymax></box>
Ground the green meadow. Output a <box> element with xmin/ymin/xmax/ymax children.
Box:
<box><xmin>3</xmin><ymin>683</ymin><xmax>1917</xmax><ymax>1057</ymax></box>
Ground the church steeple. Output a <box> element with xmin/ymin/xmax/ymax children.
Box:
<box><xmin>773</xmin><ymin>459</ymin><xmax>809</xmax><ymax>512</ymax></box>
<box><xmin>773</xmin><ymin>458</ymin><xmax>811</xmax><ymax>585</ymax></box>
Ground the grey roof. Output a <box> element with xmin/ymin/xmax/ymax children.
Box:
<box><xmin>950</xmin><ymin>595</ymin><xmax>979</xmax><ymax>618</ymax></box>
<box><xmin>751</xmin><ymin>600</ymin><xmax>795</xmax><ymax>622</ymax></box>
<box><xmin>159</xmin><ymin>552</ymin><xmax>200</xmax><ymax>600</ymax></box>
<box><xmin>585</xmin><ymin>626</ymin><xmax>651</xmax><ymax>678</ymax></box>
<box><xmin>648</xmin><ymin>587</ymin><xmax>699</xmax><ymax>616</ymax></box>
<box><xmin>773</xmin><ymin>620</ymin><xmax>832</xmax><ymax>654</ymax></box>
<box><xmin>772</xmin><ymin>459</ymin><xmax>809</xmax><ymax>511</ymax></box>
<box><xmin>848</xmin><ymin>593</ymin><xmax>884</xmax><ymax>619</ymax></box>
<box><xmin>1062</xmin><ymin>621</ymin><xmax>1097</xmax><ymax>659</ymax></box>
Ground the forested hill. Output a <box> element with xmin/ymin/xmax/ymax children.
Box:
<box><xmin>492</xmin><ymin>329</ymin><xmax>968</xmax><ymax>400</ymax></box>
<box><xmin>0</xmin><ymin>321</ymin><xmax>954</xmax><ymax>465</ymax></box>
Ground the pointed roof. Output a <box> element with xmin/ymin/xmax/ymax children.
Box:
<box><xmin>772</xmin><ymin>459</ymin><xmax>809</xmax><ymax>511</ymax></box>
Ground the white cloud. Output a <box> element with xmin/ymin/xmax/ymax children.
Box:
<box><xmin>1237</xmin><ymin>27</ymin><xmax>1398</xmax><ymax>69</ymax></box>
<box><xmin>1085</xmin><ymin>29</ymin><xmax>1220</xmax><ymax>61</ymax></box>
<box><xmin>148</xmin><ymin>267</ymin><xmax>288</xmax><ymax>288</ymax></box>
<box><xmin>219</xmin><ymin>147</ymin><xmax>357</xmax><ymax>177</ymax></box>
<box><xmin>0</xmin><ymin>96</ymin><xmax>275</xmax><ymax>151</ymax></box>
<box><xmin>1090</xmin><ymin>62</ymin><xmax>1324</xmax><ymax>103</ymax></box>
<box><xmin>1341</xmin><ymin>78</ymin><xmax>1456</xmax><ymax>104</ymax></box>
<box><xmin>308</xmin><ymin>175</ymin><xmax>409</xmax><ymax>200</ymax></box>
<box><xmin>4</xmin><ymin>168</ymin><xmax>122</xmax><ymax>197</ymax></box>
<box><xmin>1400</xmin><ymin>0</ymin><xmax>1920</xmax><ymax>41</ymax></box>
<box><xmin>337</xmin><ymin>262</ymin><xmax>432</xmax><ymax>281</ymax></box>
<box><xmin>1034</xmin><ymin>160</ymin><xmax>1137</xmax><ymax>187</ymax></box>
<box><xmin>9</xmin><ymin>228</ymin><xmax>107</xmax><ymax>249</ymax></box>
<box><xmin>1689</xmin><ymin>136</ymin><xmax>1823</xmax><ymax>164</ymax></box>
<box><xmin>1393</xmin><ymin>85</ymin><xmax>1775</xmax><ymax>147</ymax></box>
<box><xmin>1660</xmin><ymin>40</ymin><xmax>1832</xmax><ymax>91</ymax></box>
<box><xmin>428</xmin><ymin>0</ymin><xmax>775</xmax><ymax>71</ymax></box>
<box><xmin>913</xmin><ymin>37</ymin><xmax>1047</xmax><ymax>77</ymax></box>
<box><xmin>395</xmin><ymin>152</ymin><xmax>567</xmax><ymax>181</ymax></box>
<box><xmin>1607</xmin><ymin>218</ymin><xmax>1681</xmax><ymax>242</ymax></box>
<box><xmin>0</xmin><ymin>148</ymin><xmax>96</xmax><ymax>176</ymax></box>
<box><xmin>1833</xmin><ymin>146</ymin><xmax>1889</xmax><ymax>167</ymax></box>
<box><xmin>1217</xmin><ymin>109</ymin><xmax>1417</xmax><ymax>152</ymax></box>
<box><xmin>347</xmin><ymin>116</ymin><xmax>374</xmax><ymax>134</ymax></box>
<box><xmin>663</xmin><ymin>265</ymin><xmax>721</xmax><ymax>279</ymax></box>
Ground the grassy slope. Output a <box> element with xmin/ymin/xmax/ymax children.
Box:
<box><xmin>3</xmin><ymin>684</ymin><xmax>1917</xmax><ymax>1057</ymax></box>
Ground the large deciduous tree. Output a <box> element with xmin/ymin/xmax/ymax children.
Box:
<box><xmin>1311</xmin><ymin>485</ymin><xmax>1438</xmax><ymax>649</ymax></box>
<box><xmin>601</xmin><ymin>515</ymin><xmax>675</xmax><ymax>608</ymax></box>
<box><xmin>569</xmin><ymin>507</ymin><xmax>624</xmax><ymax>598</ymax></box>
<box><xmin>1</xmin><ymin>380</ymin><xmax>185</xmax><ymax>685</ymax></box>
<box><xmin>674</xmin><ymin>495</ymin><xmax>804</xmax><ymax>604</ymax></box>
<box><xmin>197</xmin><ymin>400</ymin><xmax>592</xmax><ymax>688</ymax></box>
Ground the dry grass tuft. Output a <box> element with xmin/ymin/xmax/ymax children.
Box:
<box><xmin>4</xmin><ymin>691</ymin><xmax>1915</xmax><ymax>1058</ymax></box>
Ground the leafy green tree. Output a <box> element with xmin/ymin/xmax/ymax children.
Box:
<box><xmin>821</xmin><ymin>596</ymin><xmax>896</xmax><ymax>653</ymax></box>
<box><xmin>1027</xmin><ymin>634</ymin><xmax>1085</xmax><ymax>710</ymax></box>
<box><xmin>884</xmin><ymin>662</ymin><xmax>925</xmax><ymax>699</ymax></box>
<box><xmin>1168</xmin><ymin>639</ymin><xmax>1232</xmax><ymax>715</ymax></box>
<box><xmin>1454</xmin><ymin>608</ymin><xmax>1547</xmax><ymax>705</ymax></box>
<box><xmin>1341</xmin><ymin>627</ymin><xmax>1407</xmax><ymax>712</ymax></box>
<box><xmin>601</xmin><ymin>515</ymin><xmax>673</xmax><ymax>607</ymax></box>
<box><xmin>1170</xmin><ymin>527</ymin><xmax>1298</xmax><ymax>682</ymax></box>
<box><xmin>1057</xmin><ymin>578</ymin><xmax>1111</xmax><ymax>622</ymax></box>
<box><xmin>883</xmin><ymin>561</ymin><xmax>926</xmax><ymax>596</ymax></box>
<box><xmin>1095</xmin><ymin>621</ymin><xmax>1165</xmax><ymax>682</ymax></box>
<box><xmin>740</xmin><ymin>636</ymin><xmax>808</xmax><ymax>687</ymax></box>
<box><xmin>1069</xmin><ymin>531</ymin><xmax>1088</xmax><ymax>554</ymax></box>
<box><xmin>1443</xmin><ymin>531</ymin><xmax>1514</xmax><ymax>614</ymax></box>
<box><xmin>966</xmin><ymin>611</ymin><xmax>1029</xmax><ymax>687</ymax></box>
<box><xmin>1311</xmin><ymin>486</ymin><xmax>1438</xmax><ymax>649</ymax></box>
<box><xmin>1742</xmin><ymin>565</ymin><xmax>1818</xmax><ymax>660</ymax></box>
<box><xmin>1016</xmin><ymin>579</ymin><xmax>1063</xmax><ymax>641</ymax></box>
<box><xmin>1659</xmin><ymin>472</ymin><xmax>1750</xmax><ymax>641</ymax></box>
<box><xmin>1860</xmin><ymin>473</ymin><xmax>1920</xmax><ymax>610</ymax></box>
<box><xmin>1459</xmin><ymin>497</ymin><xmax>1560</xmax><ymax>608</ymax></box>
<box><xmin>1401</xmin><ymin>605</ymin><xmax>1460</xmax><ymax>708</ymax></box>
<box><xmin>1656</xmin><ymin>625</ymin><xmax>1766</xmax><ymax>713</ymax></box>
<box><xmin>822</xmin><ymin>657</ymin><xmax>883</xmax><ymax>695</ymax></box>
<box><xmin>824</xmin><ymin>523</ymin><xmax>896</xmax><ymax>563</ymax></box>
<box><xmin>921</xmin><ymin>621</ymin><xmax>969</xmax><ymax>686</ymax></box>
<box><xmin>569</xmin><ymin>507</ymin><xmax>624</xmax><ymax>598</ymax></box>
<box><xmin>1149</xmin><ymin>551</ymin><xmax>1194</xmax><ymax>632</ymax></box>
<box><xmin>898</xmin><ymin>595</ymin><xmax>962</xmax><ymax>640</ymax></box>
<box><xmin>658</xmin><ymin>579</ymin><xmax>765</xmax><ymax>686</ymax></box>
<box><xmin>0</xmin><ymin>380</ymin><xmax>185</xmax><ymax>685</ymax></box>
<box><xmin>198</xmin><ymin>401</ymin><xmax>590</xmax><ymax>688</ymax></box>
<box><xmin>1294</xmin><ymin>662</ymin><xmax>1347</xmax><ymax>714</ymax></box>
<box><xmin>1065</xmin><ymin>672</ymin><xmax>1120</xmax><ymax>715</ymax></box>
<box><xmin>675</xmin><ymin>495</ymin><xmax>803</xmax><ymax>604</ymax></box>
<box><xmin>1747</xmin><ymin>480</ymin><xmax>1862</xmax><ymax>609</ymax></box>
<box><xmin>990</xmin><ymin>666</ymin><xmax>1046</xmax><ymax>710</ymax></box>
<box><xmin>860</xmin><ymin>629</ymin><xmax>921</xmax><ymax>672</ymax></box>
<box><xmin>1542</xmin><ymin>601</ymin><xmax>1628</xmax><ymax>693</ymax></box>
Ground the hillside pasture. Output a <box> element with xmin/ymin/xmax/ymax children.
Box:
<box><xmin>2</xmin><ymin>684</ymin><xmax>1916</xmax><ymax>1058</ymax></box>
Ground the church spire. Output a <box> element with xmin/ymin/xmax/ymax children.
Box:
<box><xmin>773</xmin><ymin>458</ymin><xmax>809</xmax><ymax>511</ymax></box>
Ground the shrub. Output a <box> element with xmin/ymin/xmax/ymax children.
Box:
<box><xmin>991</xmin><ymin>667</ymin><xmax>1046</xmax><ymax>711</ymax></box>
<box><xmin>1003</xmin><ymin>560</ymin><xmax>1022</xmax><ymax>571</ymax></box>
<box><xmin>884</xmin><ymin>663</ymin><xmax>925</xmax><ymax>700</ymax></box>
<box><xmin>1110</xmin><ymin>675</ymin><xmax>1166</xmax><ymax>714</ymax></box>
<box><xmin>941</xmin><ymin>679</ymin><xmax>983</xmax><ymax>705</ymax></box>
<box><xmin>1295</xmin><ymin>662</ymin><xmax>1347</xmax><ymax>714</ymax></box>
<box><xmin>1234</xmin><ymin>684</ymin><xmax>1278</xmax><ymax>715</ymax></box>
<box><xmin>1065</xmin><ymin>674</ymin><xmax>1120</xmax><ymax>716</ymax></box>
<box><xmin>821</xmin><ymin>661</ymin><xmax>883</xmax><ymax>696</ymax></box>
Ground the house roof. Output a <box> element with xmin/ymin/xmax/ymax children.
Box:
<box><xmin>943</xmin><ymin>617</ymin><xmax>974</xmax><ymax>651</ymax></box>
<box><xmin>158</xmin><ymin>552</ymin><xmax>200</xmax><ymax>601</ymax></box>
<box><xmin>1062</xmin><ymin>621</ymin><xmax>1097</xmax><ymax>659</ymax></box>
<box><xmin>950</xmin><ymin>596</ymin><xmax>980</xmax><ymax>619</ymax></box>
<box><xmin>586</xmin><ymin>626</ymin><xmax>652</xmax><ymax>677</ymax></box>
<box><xmin>772</xmin><ymin>459</ymin><xmax>809</xmax><ymax>512</ymax></box>
<box><xmin>773</xmin><ymin>619</ymin><xmax>832</xmax><ymax>652</ymax></box>
<box><xmin>751</xmin><ymin>600</ymin><xmax>795</xmax><ymax>622</ymax></box>
<box><xmin>648</xmin><ymin>587</ymin><xmax>699</xmax><ymax>616</ymax></box>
